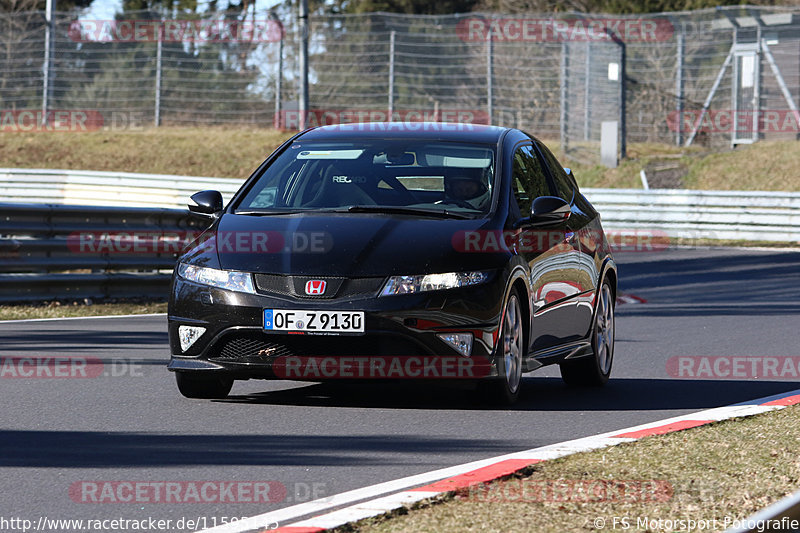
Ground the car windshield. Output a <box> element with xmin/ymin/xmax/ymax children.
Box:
<box><xmin>234</xmin><ymin>140</ymin><xmax>496</xmax><ymax>217</ymax></box>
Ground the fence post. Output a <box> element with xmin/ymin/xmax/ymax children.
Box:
<box><xmin>675</xmin><ymin>29</ymin><xmax>684</xmax><ymax>146</ymax></box>
<box><xmin>154</xmin><ymin>26</ymin><xmax>162</xmax><ymax>127</ymax></box>
<box><xmin>560</xmin><ymin>42</ymin><xmax>569</xmax><ymax>154</ymax></box>
<box><xmin>41</xmin><ymin>0</ymin><xmax>55</xmax><ymax>126</ymax></box>
<box><xmin>487</xmin><ymin>27</ymin><xmax>493</xmax><ymax>125</ymax></box>
<box><xmin>584</xmin><ymin>42</ymin><xmax>591</xmax><ymax>141</ymax></box>
<box><xmin>618</xmin><ymin>37</ymin><xmax>626</xmax><ymax>159</ymax></box>
<box><xmin>298</xmin><ymin>0</ymin><xmax>309</xmax><ymax>130</ymax></box>
<box><xmin>388</xmin><ymin>30</ymin><xmax>395</xmax><ymax>117</ymax></box>
<box><xmin>604</xmin><ymin>29</ymin><xmax>627</xmax><ymax>159</ymax></box>
<box><xmin>275</xmin><ymin>36</ymin><xmax>284</xmax><ymax>128</ymax></box>
<box><xmin>272</xmin><ymin>12</ymin><xmax>284</xmax><ymax>130</ymax></box>
<box><xmin>754</xmin><ymin>22</ymin><xmax>762</xmax><ymax>143</ymax></box>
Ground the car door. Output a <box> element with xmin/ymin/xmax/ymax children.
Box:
<box><xmin>534</xmin><ymin>141</ymin><xmax>597</xmax><ymax>340</ymax></box>
<box><xmin>508</xmin><ymin>143</ymin><xmax>582</xmax><ymax>353</ymax></box>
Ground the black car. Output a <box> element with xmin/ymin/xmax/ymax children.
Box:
<box><xmin>168</xmin><ymin>123</ymin><xmax>617</xmax><ymax>404</ymax></box>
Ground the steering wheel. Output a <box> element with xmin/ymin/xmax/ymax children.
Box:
<box><xmin>435</xmin><ymin>198</ymin><xmax>475</xmax><ymax>210</ymax></box>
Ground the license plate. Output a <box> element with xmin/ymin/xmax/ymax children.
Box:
<box><xmin>264</xmin><ymin>309</ymin><xmax>365</xmax><ymax>335</ymax></box>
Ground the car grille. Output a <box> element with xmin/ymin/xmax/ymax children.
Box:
<box><xmin>216</xmin><ymin>335</ymin><xmax>295</xmax><ymax>361</ymax></box>
<box><xmin>253</xmin><ymin>274</ymin><xmax>384</xmax><ymax>299</ymax></box>
<box><xmin>208</xmin><ymin>331</ymin><xmax>431</xmax><ymax>364</ymax></box>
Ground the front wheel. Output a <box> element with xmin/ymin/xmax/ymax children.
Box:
<box><xmin>480</xmin><ymin>291</ymin><xmax>525</xmax><ymax>405</ymax></box>
<box><xmin>175</xmin><ymin>372</ymin><xmax>234</xmax><ymax>399</ymax></box>
<box><xmin>560</xmin><ymin>280</ymin><xmax>615</xmax><ymax>386</ymax></box>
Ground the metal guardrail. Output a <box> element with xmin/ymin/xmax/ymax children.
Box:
<box><xmin>0</xmin><ymin>202</ymin><xmax>208</xmax><ymax>302</ymax></box>
<box><xmin>0</xmin><ymin>168</ymin><xmax>242</xmax><ymax>209</ymax></box>
<box><xmin>1</xmin><ymin>168</ymin><xmax>799</xmax><ymax>302</ymax></box>
<box><xmin>724</xmin><ymin>489</ymin><xmax>800</xmax><ymax>532</ymax></box>
<box><xmin>3</xmin><ymin>167</ymin><xmax>800</xmax><ymax>244</ymax></box>
<box><xmin>589</xmin><ymin>188</ymin><xmax>800</xmax><ymax>242</ymax></box>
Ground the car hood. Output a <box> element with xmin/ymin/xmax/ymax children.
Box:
<box><xmin>181</xmin><ymin>212</ymin><xmax>507</xmax><ymax>277</ymax></box>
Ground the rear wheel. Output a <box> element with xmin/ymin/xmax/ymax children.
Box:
<box><xmin>481</xmin><ymin>291</ymin><xmax>524</xmax><ymax>405</ymax></box>
<box><xmin>175</xmin><ymin>372</ymin><xmax>234</xmax><ymax>399</ymax></box>
<box><xmin>560</xmin><ymin>280</ymin><xmax>615</xmax><ymax>386</ymax></box>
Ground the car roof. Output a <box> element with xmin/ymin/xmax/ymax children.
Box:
<box><xmin>297</xmin><ymin>122</ymin><xmax>510</xmax><ymax>144</ymax></box>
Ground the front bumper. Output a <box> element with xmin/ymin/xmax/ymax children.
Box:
<box><xmin>168</xmin><ymin>273</ymin><xmax>506</xmax><ymax>381</ymax></box>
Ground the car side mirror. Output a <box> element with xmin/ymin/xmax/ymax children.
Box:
<box><xmin>515</xmin><ymin>196</ymin><xmax>571</xmax><ymax>229</ymax></box>
<box><xmin>189</xmin><ymin>190</ymin><xmax>223</xmax><ymax>217</ymax></box>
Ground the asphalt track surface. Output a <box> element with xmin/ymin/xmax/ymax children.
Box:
<box><xmin>1</xmin><ymin>247</ymin><xmax>799</xmax><ymax>532</ymax></box>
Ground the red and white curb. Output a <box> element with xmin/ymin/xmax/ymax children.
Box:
<box><xmin>616</xmin><ymin>293</ymin><xmax>647</xmax><ymax>305</ymax></box>
<box><xmin>197</xmin><ymin>388</ymin><xmax>800</xmax><ymax>533</ymax></box>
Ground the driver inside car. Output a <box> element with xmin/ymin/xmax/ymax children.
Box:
<box><xmin>444</xmin><ymin>170</ymin><xmax>490</xmax><ymax>209</ymax></box>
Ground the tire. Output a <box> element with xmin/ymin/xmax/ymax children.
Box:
<box><xmin>175</xmin><ymin>372</ymin><xmax>234</xmax><ymax>399</ymax></box>
<box><xmin>481</xmin><ymin>290</ymin><xmax>525</xmax><ymax>405</ymax></box>
<box><xmin>560</xmin><ymin>279</ymin><xmax>615</xmax><ymax>386</ymax></box>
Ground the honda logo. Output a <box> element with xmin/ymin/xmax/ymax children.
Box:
<box><xmin>305</xmin><ymin>280</ymin><xmax>326</xmax><ymax>295</ymax></box>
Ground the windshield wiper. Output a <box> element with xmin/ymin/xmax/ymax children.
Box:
<box><xmin>342</xmin><ymin>205</ymin><xmax>472</xmax><ymax>219</ymax></box>
<box><xmin>234</xmin><ymin>210</ymin><xmax>305</xmax><ymax>216</ymax></box>
<box><xmin>235</xmin><ymin>206</ymin><xmax>474</xmax><ymax>219</ymax></box>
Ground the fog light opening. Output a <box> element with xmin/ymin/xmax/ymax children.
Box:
<box><xmin>437</xmin><ymin>332</ymin><xmax>473</xmax><ymax>357</ymax></box>
<box><xmin>178</xmin><ymin>325</ymin><xmax>206</xmax><ymax>352</ymax></box>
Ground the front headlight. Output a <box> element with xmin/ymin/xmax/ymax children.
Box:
<box><xmin>177</xmin><ymin>263</ymin><xmax>256</xmax><ymax>294</ymax></box>
<box><xmin>380</xmin><ymin>271</ymin><xmax>490</xmax><ymax>296</ymax></box>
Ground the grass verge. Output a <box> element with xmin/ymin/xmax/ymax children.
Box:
<box><xmin>550</xmin><ymin>140</ymin><xmax>800</xmax><ymax>191</ymax></box>
<box><xmin>1</xmin><ymin>128</ymin><xmax>799</xmax><ymax>190</ymax></box>
<box><xmin>0</xmin><ymin>127</ymin><xmax>292</xmax><ymax>179</ymax></box>
<box><xmin>0</xmin><ymin>300</ymin><xmax>167</xmax><ymax>321</ymax></box>
<box><xmin>346</xmin><ymin>404</ymin><xmax>800</xmax><ymax>533</ymax></box>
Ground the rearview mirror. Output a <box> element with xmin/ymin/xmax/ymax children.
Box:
<box><xmin>385</xmin><ymin>151</ymin><xmax>415</xmax><ymax>166</ymax></box>
<box><xmin>189</xmin><ymin>190</ymin><xmax>223</xmax><ymax>216</ymax></box>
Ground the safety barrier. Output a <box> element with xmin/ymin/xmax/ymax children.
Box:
<box><xmin>2</xmin><ymin>168</ymin><xmax>798</xmax><ymax>302</ymax></box>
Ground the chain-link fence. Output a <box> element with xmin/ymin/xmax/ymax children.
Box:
<box><xmin>1</xmin><ymin>7</ymin><xmax>799</xmax><ymax>163</ymax></box>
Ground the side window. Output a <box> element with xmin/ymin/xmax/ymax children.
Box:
<box><xmin>512</xmin><ymin>145</ymin><xmax>550</xmax><ymax>215</ymax></box>
<box><xmin>536</xmin><ymin>142</ymin><xmax>574</xmax><ymax>203</ymax></box>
